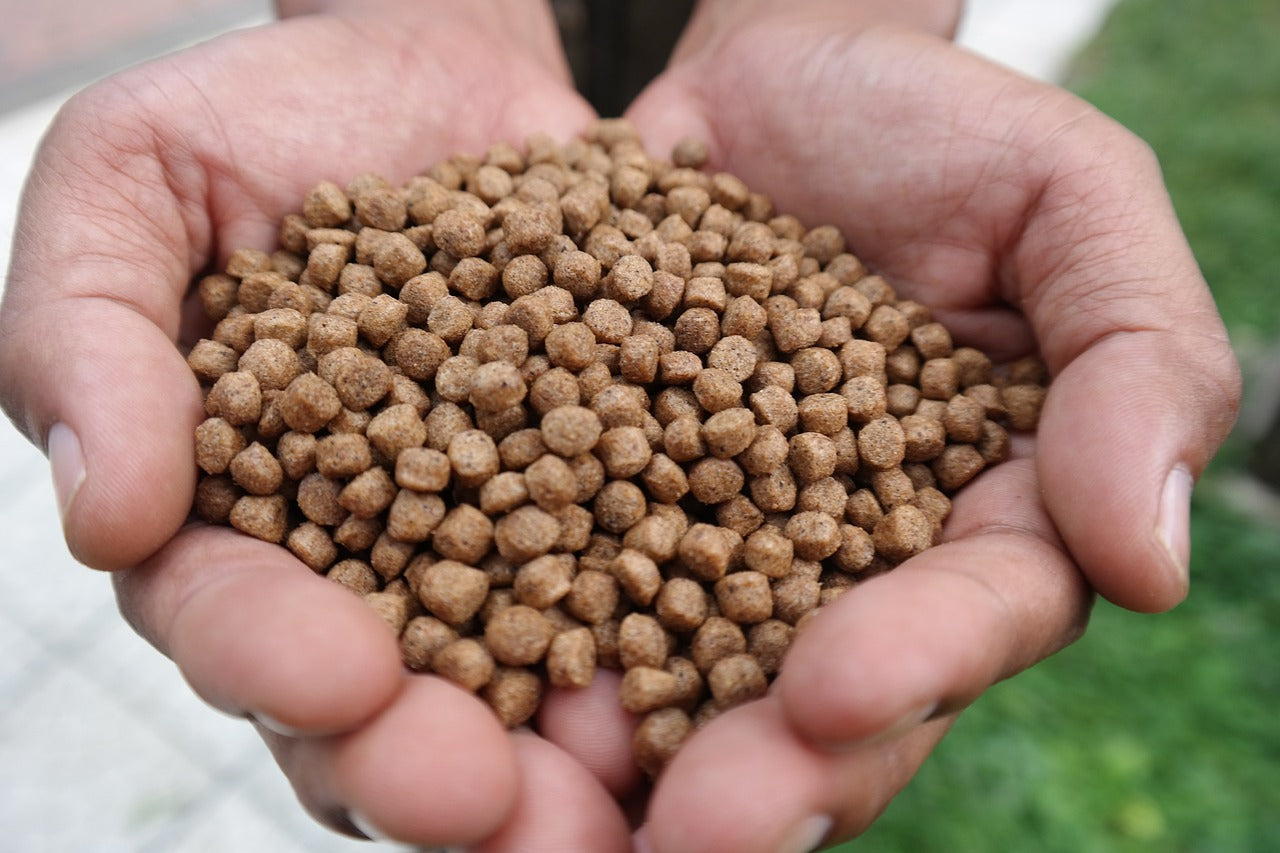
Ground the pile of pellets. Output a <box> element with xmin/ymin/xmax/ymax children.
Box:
<box><xmin>188</xmin><ymin>120</ymin><xmax>1046</xmax><ymax>776</ymax></box>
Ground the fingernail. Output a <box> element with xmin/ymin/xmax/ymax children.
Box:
<box><xmin>818</xmin><ymin>701</ymin><xmax>937</xmax><ymax>752</ymax></box>
<box><xmin>777</xmin><ymin>814</ymin><xmax>834</xmax><ymax>853</ymax></box>
<box><xmin>869</xmin><ymin>700</ymin><xmax>938</xmax><ymax>745</ymax></box>
<box><xmin>1155</xmin><ymin>465</ymin><xmax>1193</xmax><ymax>586</ymax></box>
<box><xmin>633</xmin><ymin>825</ymin><xmax>653</xmax><ymax>853</ymax></box>
<box><xmin>48</xmin><ymin>422</ymin><xmax>85</xmax><ymax>521</ymax></box>
<box><xmin>347</xmin><ymin>811</ymin><xmax>393</xmax><ymax>843</ymax></box>
<box><xmin>248</xmin><ymin>711</ymin><xmax>303</xmax><ymax>738</ymax></box>
<box><xmin>348</xmin><ymin>810</ymin><xmax>466</xmax><ymax>851</ymax></box>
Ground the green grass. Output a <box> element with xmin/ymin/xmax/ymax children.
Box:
<box><xmin>829</xmin><ymin>1</ymin><xmax>1280</xmax><ymax>849</ymax></box>
<box><xmin>844</xmin><ymin>480</ymin><xmax>1280</xmax><ymax>852</ymax></box>
<box><xmin>1068</xmin><ymin>0</ymin><xmax>1280</xmax><ymax>338</ymax></box>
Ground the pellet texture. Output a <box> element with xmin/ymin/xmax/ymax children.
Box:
<box><xmin>189</xmin><ymin>123</ymin><xmax>1046</xmax><ymax>775</ymax></box>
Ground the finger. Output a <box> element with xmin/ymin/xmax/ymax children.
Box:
<box><xmin>1036</xmin><ymin>337</ymin><xmax>1237</xmax><ymax>611</ymax></box>
<box><xmin>1012</xmin><ymin>122</ymin><xmax>1241</xmax><ymax>611</ymax></box>
<box><xmin>642</xmin><ymin>697</ymin><xmax>951</xmax><ymax>853</ymax></box>
<box><xmin>114</xmin><ymin>524</ymin><xmax>404</xmax><ymax>733</ymax></box>
<box><xmin>473</xmin><ymin>733</ymin><xmax>632</xmax><ymax>853</ymax></box>
<box><xmin>776</xmin><ymin>458</ymin><xmax>1092</xmax><ymax>747</ymax></box>
<box><xmin>0</xmin><ymin>87</ymin><xmax>205</xmax><ymax>569</ymax></box>
<box><xmin>264</xmin><ymin>676</ymin><xmax>520</xmax><ymax>846</ymax></box>
<box><xmin>538</xmin><ymin>670</ymin><xmax>645</xmax><ymax>797</ymax></box>
<box><xmin>6</xmin><ymin>305</ymin><xmax>203</xmax><ymax>571</ymax></box>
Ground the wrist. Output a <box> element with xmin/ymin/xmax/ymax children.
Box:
<box><xmin>673</xmin><ymin>0</ymin><xmax>963</xmax><ymax>63</ymax></box>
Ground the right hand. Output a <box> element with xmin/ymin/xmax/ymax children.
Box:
<box><xmin>0</xmin><ymin>5</ymin><xmax>649</xmax><ymax>848</ymax></box>
<box><xmin>620</xmin><ymin>6</ymin><xmax>1240</xmax><ymax>849</ymax></box>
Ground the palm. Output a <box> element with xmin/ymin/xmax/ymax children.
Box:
<box><xmin>619</xmin><ymin>20</ymin><xmax>1221</xmax><ymax>850</ymax></box>
<box><xmin>2</xmin><ymin>13</ymin><xmax>646</xmax><ymax>849</ymax></box>
<box><xmin>42</xmin><ymin>15</ymin><xmax>596</xmax><ymax>284</ymax></box>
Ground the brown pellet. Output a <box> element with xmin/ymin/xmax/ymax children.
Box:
<box><xmin>485</xmin><ymin>605</ymin><xmax>555</xmax><ymax>666</ymax></box>
<box><xmin>544</xmin><ymin>322</ymin><xmax>597</xmax><ymax>371</ymax></box>
<box><xmin>328</xmin><ymin>558</ymin><xmax>379</xmax><ymax>596</ymax></box>
<box><xmin>537</xmin><ymin>405</ymin><xmax>600</xmax><ymax>457</ymax></box>
<box><xmin>512</xmin><ymin>553</ymin><xmax>573</xmax><ymax>608</ymax></box>
<box><xmin>714</xmin><ymin>571</ymin><xmax>773</xmax><ymax>624</ymax></box>
<box><xmin>338</xmin><ymin>466</ymin><xmax>397</xmax><ymax>518</ymax></box>
<box><xmin>612</xmin><ymin>548</ymin><xmax>663</xmax><ymax>606</ymax></box>
<box><xmin>478</xmin><ymin>471</ymin><xmax>528</xmax><ymax>515</ymax></box>
<box><xmin>788</xmin><ymin>432</ymin><xmax>837</xmax><ymax>484</ymax></box>
<box><xmin>1002</xmin><ymin>384</ymin><xmax>1047</xmax><ymax>431</ymax></box>
<box><xmin>594</xmin><ymin>479</ymin><xmax>648</xmax><ymax>533</ymax></box>
<box><xmin>701</xmin><ymin>408</ymin><xmax>756</xmax><ymax>458</ymax></box>
<box><xmin>784</xmin><ymin>511</ymin><xmax>842</xmax><ymax>560</ymax></box>
<box><xmin>493</xmin><ymin>506</ymin><xmax>560</xmax><ymax>563</ymax></box>
<box><xmin>978</xmin><ymin>419</ymin><xmax>1011</xmax><ymax>465</ymax></box>
<box><xmin>920</xmin><ymin>358</ymin><xmax>960</xmax><ymax>401</ymax></box>
<box><xmin>564</xmin><ymin>569</ymin><xmax>620</xmax><ymax>625</ymax></box>
<box><xmin>386</xmin><ymin>489</ymin><xmax>446</xmax><ymax>542</ymax></box>
<box><xmin>401</xmin><ymin>616</ymin><xmax>458</xmax><ymax>671</ymax></box>
<box><xmin>432</xmin><ymin>638</ymin><xmax>495</xmax><ymax>692</ymax></box>
<box><xmin>655</xmin><ymin>577</ymin><xmax>710</xmax><ymax>632</ymax></box>
<box><xmin>431</xmin><ymin>504</ymin><xmax>494</xmax><ymax>565</ymax></box>
<box><xmin>868</xmin><ymin>467</ymin><xmax>914</xmax><ymax>511</ymax></box>
<box><xmin>190</xmin><ymin>124</ymin><xmax>1047</xmax><ymax>775</ymax></box>
<box><xmin>365</xmin><ymin>402</ymin><xmax>427</xmax><ymax>460</ymax></box>
<box><xmin>932</xmin><ymin>443</ymin><xmax>987</xmax><ymax>491</ymax></box>
<box><xmin>333</xmin><ymin>515</ymin><xmax>382</xmax><ymax>552</ymax></box>
<box><xmin>620</xmin><ymin>666</ymin><xmax>681</xmax><ymax>713</ymax></box>
<box><xmin>414</xmin><ymin>559</ymin><xmax>489</xmax><ymax>625</ymax></box>
<box><xmin>287</xmin><ymin>522</ymin><xmax>337</xmax><ymax>572</ymax></box>
<box><xmin>747</xmin><ymin>620</ymin><xmax>794</xmax><ymax>675</ymax></box>
<box><xmin>546</xmin><ymin>627</ymin><xmax>596</xmax><ymax>689</ymax></box>
<box><xmin>744</xmin><ymin>526</ymin><xmax>795</xmax><ymax>578</ymax></box>
<box><xmin>830</xmin><ymin>523</ymin><xmax>875</xmax><ymax>573</ymax></box>
<box><xmin>619</xmin><ymin>613</ymin><xmax>672</xmax><ymax>671</ymax></box>
<box><xmin>873</xmin><ymin>505</ymin><xmax>934</xmax><ymax>563</ymax></box>
<box><xmin>675</xmin><ymin>523</ymin><xmax>732</xmax><ymax>582</ymax></box>
<box><xmin>707</xmin><ymin>653</ymin><xmax>768</xmax><ymax>709</ymax></box>
<box><xmin>229</xmin><ymin>495</ymin><xmax>288</xmax><ymax>543</ymax></box>
<box><xmin>693</xmin><ymin>368</ymin><xmax>744</xmax><ymax>414</ymax></box>
<box><xmin>596</xmin><ymin>426</ymin><xmax>652</xmax><ymax>479</ymax></box>
<box><xmin>771</xmin><ymin>574</ymin><xmax>821</xmax><ymax>625</ymax></box>
<box><xmin>687</xmin><ymin>457</ymin><xmax>746</xmax><ymax>505</ymax></box>
<box><xmin>205</xmin><ymin>370</ymin><xmax>262</xmax><ymax>426</ymax></box>
<box><xmin>394</xmin><ymin>447</ymin><xmax>450</xmax><ymax>492</ymax></box>
<box><xmin>858</xmin><ymin>415</ymin><xmax>907</xmax><ymax>470</ymax></box>
<box><xmin>483</xmin><ymin>667</ymin><xmax>543</xmax><ymax>727</ymax></box>
<box><xmin>447</xmin><ymin>429</ymin><xmax>500</xmax><ymax>488</ymax></box>
<box><xmin>690</xmin><ymin>616</ymin><xmax>748</xmax><ymax>674</ymax></box>
<box><xmin>194</xmin><ymin>417</ymin><xmax>245</xmax><ymax>475</ymax></box>
<box><xmin>634</xmin><ymin>707</ymin><xmax>693</xmax><ymax>778</ymax></box>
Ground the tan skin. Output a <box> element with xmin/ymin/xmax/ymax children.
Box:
<box><xmin>0</xmin><ymin>1</ymin><xmax>1239</xmax><ymax>850</ymax></box>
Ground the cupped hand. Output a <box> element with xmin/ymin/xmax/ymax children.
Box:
<box><xmin>624</xmin><ymin>15</ymin><xmax>1240</xmax><ymax>851</ymax></box>
<box><xmin>0</xmin><ymin>7</ymin><xmax>646</xmax><ymax>849</ymax></box>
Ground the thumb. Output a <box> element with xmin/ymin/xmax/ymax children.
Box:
<box><xmin>1036</xmin><ymin>330</ymin><xmax>1239</xmax><ymax>612</ymax></box>
<box><xmin>2</xmin><ymin>302</ymin><xmax>203</xmax><ymax>572</ymax></box>
<box><xmin>1018</xmin><ymin>118</ymin><xmax>1242</xmax><ymax>612</ymax></box>
<box><xmin>0</xmin><ymin>94</ymin><xmax>205</xmax><ymax>571</ymax></box>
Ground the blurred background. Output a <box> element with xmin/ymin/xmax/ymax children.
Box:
<box><xmin>0</xmin><ymin>1</ymin><xmax>1275</xmax><ymax>851</ymax></box>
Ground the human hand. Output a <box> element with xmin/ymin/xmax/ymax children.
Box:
<box><xmin>0</xmin><ymin>3</ymin><xmax>650</xmax><ymax>848</ymax></box>
<box><xmin>623</xmin><ymin>5</ymin><xmax>1240</xmax><ymax>850</ymax></box>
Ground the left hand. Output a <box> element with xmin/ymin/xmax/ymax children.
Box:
<box><xmin>622</xmin><ymin>9</ymin><xmax>1238</xmax><ymax>851</ymax></box>
<box><xmin>0</xmin><ymin>5</ymin><xmax>646</xmax><ymax>848</ymax></box>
